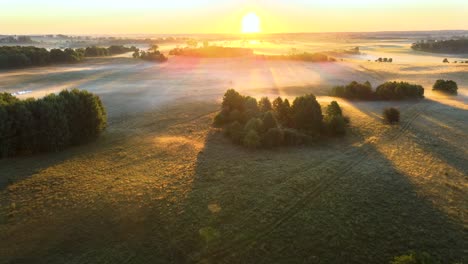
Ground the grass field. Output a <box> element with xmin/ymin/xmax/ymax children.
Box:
<box><xmin>0</xmin><ymin>46</ymin><xmax>467</xmax><ymax>263</ymax></box>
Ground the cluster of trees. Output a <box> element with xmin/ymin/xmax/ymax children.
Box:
<box><xmin>0</xmin><ymin>46</ymin><xmax>85</xmax><ymax>68</ymax></box>
<box><xmin>0</xmin><ymin>36</ymin><xmax>36</xmax><ymax>44</ymax></box>
<box><xmin>169</xmin><ymin>46</ymin><xmax>253</xmax><ymax>58</ymax></box>
<box><xmin>442</xmin><ymin>58</ymin><xmax>468</xmax><ymax>63</ymax></box>
<box><xmin>331</xmin><ymin>81</ymin><xmax>424</xmax><ymax>100</ymax></box>
<box><xmin>213</xmin><ymin>89</ymin><xmax>349</xmax><ymax>149</ymax></box>
<box><xmin>0</xmin><ymin>89</ymin><xmax>106</xmax><ymax>158</ymax></box>
<box><xmin>0</xmin><ymin>45</ymin><xmax>137</xmax><ymax>69</ymax></box>
<box><xmin>433</xmin><ymin>79</ymin><xmax>458</xmax><ymax>95</ymax></box>
<box><xmin>258</xmin><ymin>52</ymin><xmax>334</xmax><ymax>62</ymax></box>
<box><xmin>412</xmin><ymin>39</ymin><xmax>468</xmax><ymax>54</ymax></box>
<box><xmin>83</xmin><ymin>45</ymin><xmax>137</xmax><ymax>57</ymax></box>
<box><xmin>376</xmin><ymin>57</ymin><xmax>393</xmax><ymax>63</ymax></box>
<box><xmin>133</xmin><ymin>45</ymin><xmax>168</xmax><ymax>62</ymax></box>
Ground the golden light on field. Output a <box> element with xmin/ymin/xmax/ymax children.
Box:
<box><xmin>242</xmin><ymin>13</ymin><xmax>261</xmax><ymax>33</ymax></box>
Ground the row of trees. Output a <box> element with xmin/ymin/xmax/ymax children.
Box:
<box><xmin>433</xmin><ymin>79</ymin><xmax>458</xmax><ymax>95</ymax></box>
<box><xmin>133</xmin><ymin>45</ymin><xmax>168</xmax><ymax>62</ymax></box>
<box><xmin>0</xmin><ymin>89</ymin><xmax>106</xmax><ymax>158</ymax></box>
<box><xmin>412</xmin><ymin>39</ymin><xmax>468</xmax><ymax>54</ymax></box>
<box><xmin>213</xmin><ymin>89</ymin><xmax>349</xmax><ymax>149</ymax></box>
<box><xmin>330</xmin><ymin>81</ymin><xmax>425</xmax><ymax>100</ymax></box>
<box><xmin>83</xmin><ymin>45</ymin><xmax>137</xmax><ymax>57</ymax></box>
<box><xmin>376</xmin><ymin>57</ymin><xmax>393</xmax><ymax>63</ymax></box>
<box><xmin>0</xmin><ymin>46</ymin><xmax>84</xmax><ymax>68</ymax></box>
<box><xmin>0</xmin><ymin>45</ymin><xmax>137</xmax><ymax>69</ymax></box>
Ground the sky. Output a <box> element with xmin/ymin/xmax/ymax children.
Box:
<box><xmin>0</xmin><ymin>0</ymin><xmax>467</xmax><ymax>34</ymax></box>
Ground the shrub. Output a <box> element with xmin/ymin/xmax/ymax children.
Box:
<box><xmin>213</xmin><ymin>112</ymin><xmax>228</xmax><ymax>127</ymax></box>
<box><xmin>262</xmin><ymin>128</ymin><xmax>284</xmax><ymax>148</ymax></box>
<box><xmin>325</xmin><ymin>115</ymin><xmax>346</xmax><ymax>136</ymax></box>
<box><xmin>383</xmin><ymin>107</ymin><xmax>400</xmax><ymax>124</ymax></box>
<box><xmin>432</xmin><ymin>79</ymin><xmax>458</xmax><ymax>95</ymax></box>
<box><xmin>283</xmin><ymin>129</ymin><xmax>310</xmax><ymax>146</ymax></box>
<box><xmin>244</xmin><ymin>117</ymin><xmax>263</xmax><ymax>133</ymax></box>
<box><xmin>224</xmin><ymin>121</ymin><xmax>244</xmax><ymax>144</ymax></box>
<box><xmin>243</xmin><ymin>130</ymin><xmax>261</xmax><ymax>149</ymax></box>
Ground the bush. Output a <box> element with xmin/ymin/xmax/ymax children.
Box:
<box><xmin>283</xmin><ymin>129</ymin><xmax>311</xmax><ymax>146</ymax></box>
<box><xmin>432</xmin><ymin>79</ymin><xmax>458</xmax><ymax>95</ymax></box>
<box><xmin>0</xmin><ymin>89</ymin><xmax>106</xmax><ymax>158</ymax></box>
<box><xmin>383</xmin><ymin>107</ymin><xmax>400</xmax><ymax>124</ymax></box>
<box><xmin>262</xmin><ymin>128</ymin><xmax>284</xmax><ymax>148</ymax></box>
<box><xmin>244</xmin><ymin>117</ymin><xmax>263</xmax><ymax>133</ymax></box>
<box><xmin>325</xmin><ymin>115</ymin><xmax>346</xmax><ymax>136</ymax></box>
<box><xmin>224</xmin><ymin>121</ymin><xmax>244</xmax><ymax>144</ymax></box>
<box><xmin>243</xmin><ymin>130</ymin><xmax>261</xmax><ymax>149</ymax></box>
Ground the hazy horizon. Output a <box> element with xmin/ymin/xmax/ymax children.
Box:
<box><xmin>1</xmin><ymin>0</ymin><xmax>467</xmax><ymax>35</ymax></box>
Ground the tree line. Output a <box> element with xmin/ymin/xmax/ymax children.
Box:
<box><xmin>0</xmin><ymin>89</ymin><xmax>106</xmax><ymax>158</ymax></box>
<box><xmin>330</xmin><ymin>81</ymin><xmax>425</xmax><ymax>100</ymax></box>
<box><xmin>0</xmin><ymin>45</ymin><xmax>137</xmax><ymax>69</ymax></box>
<box><xmin>214</xmin><ymin>89</ymin><xmax>349</xmax><ymax>149</ymax></box>
<box><xmin>411</xmin><ymin>39</ymin><xmax>468</xmax><ymax>54</ymax></box>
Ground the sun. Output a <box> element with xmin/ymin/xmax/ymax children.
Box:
<box><xmin>242</xmin><ymin>13</ymin><xmax>261</xmax><ymax>33</ymax></box>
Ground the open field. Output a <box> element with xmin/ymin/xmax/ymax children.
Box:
<box><xmin>0</xmin><ymin>42</ymin><xmax>467</xmax><ymax>263</ymax></box>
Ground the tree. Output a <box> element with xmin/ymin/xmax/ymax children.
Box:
<box><xmin>383</xmin><ymin>107</ymin><xmax>400</xmax><ymax>124</ymax></box>
<box><xmin>222</xmin><ymin>89</ymin><xmax>244</xmax><ymax>113</ymax></box>
<box><xmin>258</xmin><ymin>97</ymin><xmax>272</xmax><ymax>112</ymax></box>
<box><xmin>243</xmin><ymin>96</ymin><xmax>259</xmax><ymax>120</ymax></box>
<box><xmin>262</xmin><ymin>111</ymin><xmax>278</xmax><ymax>132</ymax></box>
<box><xmin>325</xmin><ymin>101</ymin><xmax>342</xmax><ymax>118</ymax></box>
<box><xmin>291</xmin><ymin>94</ymin><xmax>323</xmax><ymax>132</ymax></box>
<box><xmin>443</xmin><ymin>58</ymin><xmax>449</xmax><ymax>63</ymax></box>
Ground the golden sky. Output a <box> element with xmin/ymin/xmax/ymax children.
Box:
<box><xmin>1</xmin><ymin>0</ymin><xmax>467</xmax><ymax>34</ymax></box>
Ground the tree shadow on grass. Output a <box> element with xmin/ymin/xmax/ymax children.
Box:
<box><xmin>170</xmin><ymin>127</ymin><xmax>465</xmax><ymax>263</ymax></box>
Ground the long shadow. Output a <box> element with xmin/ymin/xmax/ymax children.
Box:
<box><xmin>169</xmin><ymin>128</ymin><xmax>465</xmax><ymax>263</ymax></box>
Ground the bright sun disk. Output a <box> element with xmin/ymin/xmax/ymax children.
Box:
<box><xmin>242</xmin><ymin>13</ymin><xmax>261</xmax><ymax>33</ymax></box>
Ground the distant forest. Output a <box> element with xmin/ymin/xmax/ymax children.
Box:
<box><xmin>0</xmin><ymin>45</ymin><xmax>137</xmax><ymax>69</ymax></box>
<box><xmin>411</xmin><ymin>39</ymin><xmax>468</xmax><ymax>53</ymax></box>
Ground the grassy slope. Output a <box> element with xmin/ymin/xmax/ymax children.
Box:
<box><xmin>0</xmin><ymin>95</ymin><xmax>466</xmax><ymax>263</ymax></box>
<box><xmin>1</xmin><ymin>54</ymin><xmax>467</xmax><ymax>263</ymax></box>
